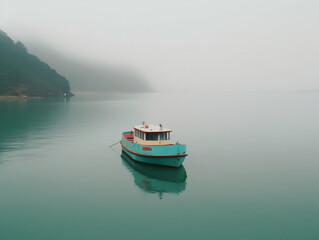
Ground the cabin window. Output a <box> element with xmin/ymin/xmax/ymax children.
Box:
<box><xmin>146</xmin><ymin>132</ymin><xmax>158</xmax><ymax>141</ymax></box>
<box><xmin>134</xmin><ymin>129</ymin><xmax>145</xmax><ymax>140</ymax></box>
<box><xmin>139</xmin><ymin>131</ymin><xmax>144</xmax><ymax>140</ymax></box>
<box><xmin>160</xmin><ymin>132</ymin><xmax>170</xmax><ymax>140</ymax></box>
<box><xmin>160</xmin><ymin>132</ymin><xmax>168</xmax><ymax>140</ymax></box>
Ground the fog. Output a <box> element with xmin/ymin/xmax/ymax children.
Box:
<box><xmin>21</xmin><ymin>42</ymin><xmax>153</xmax><ymax>92</ymax></box>
<box><xmin>2</xmin><ymin>0</ymin><xmax>319</xmax><ymax>92</ymax></box>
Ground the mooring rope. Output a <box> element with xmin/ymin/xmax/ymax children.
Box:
<box><xmin>108</xmin><ymin>141</ymin><xmax>120</xmax><ymax>148</ymax></box>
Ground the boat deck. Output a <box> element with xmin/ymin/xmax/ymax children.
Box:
<box><xmin>123</xmin><ymin>132</ymin><xmax>134</xmax><ymax>143</ymax></box>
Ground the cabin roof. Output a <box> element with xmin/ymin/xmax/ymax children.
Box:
<box><xmin>134</xmin><ymin>124</ymin><xmax>172</xmax><ymax>133</ymax></box>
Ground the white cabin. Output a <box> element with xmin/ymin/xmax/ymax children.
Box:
<box><xmin>133</xmin><ymin>124</ymin><xmax>172</xmax><ymax>146</ymax></box>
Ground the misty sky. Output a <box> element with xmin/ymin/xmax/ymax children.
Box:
<box><xmin>1</xmin><ymin>0</ymin><xmax>319</xmax><ymax>92</ymax></box>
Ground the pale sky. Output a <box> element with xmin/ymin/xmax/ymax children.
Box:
<box><xmin>2</xmin><ymin>0</ymin><xmax>319</xmax><ymax>92</ymax></box>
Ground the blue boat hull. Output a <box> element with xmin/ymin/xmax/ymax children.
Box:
<box><xmin>121</xmin><ymin>131</ymin><xmax>187</xmax><ymax>168</ymax></box>
<box><xmin>121</xmin><ymin>148</ymin><xmax>186</xmax><ymax>168</ymax></box>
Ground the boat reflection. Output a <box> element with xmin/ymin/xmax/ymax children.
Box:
<box><xmin>121</xmin><ymin>153</ymin><xmax>187</xmax><ymax>198</ymax></box>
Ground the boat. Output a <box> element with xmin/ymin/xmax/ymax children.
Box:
<box><xmin>121</xmin><ymin>153</ymin><xmax>187</xmax><ymax>198</ymax></box>
<box><xmin>120</xmin><ymin>123</ymin><xmax>188</xmax><ymax>168</ymax></box>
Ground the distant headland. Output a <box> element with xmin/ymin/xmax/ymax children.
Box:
<box><xmin>0</xmin><ymin>30</ymin><xmax>73</xmax><ymax>99</ymax></box>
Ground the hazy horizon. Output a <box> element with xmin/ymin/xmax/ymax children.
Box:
<box><xmin>2</xmin><ymin>0</ymin><xmax>319</xmax><ymax>93</ymax></box>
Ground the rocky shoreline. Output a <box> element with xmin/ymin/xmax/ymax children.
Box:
<box><xmin>0</xmin><ymin>95</ymin><xmax>43</xmax><ymax>101</ymax></box>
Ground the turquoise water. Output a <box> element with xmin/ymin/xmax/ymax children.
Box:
<box><xmin>0</xmin><ymin>92</ymin><xmax>318</xmax><ymax>239</ymax></box>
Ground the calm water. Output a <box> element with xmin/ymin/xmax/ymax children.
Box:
<box><xmin>0</xmin><ymin>92</ymin><xmax>318</xmax><ymax>240</ymax></box>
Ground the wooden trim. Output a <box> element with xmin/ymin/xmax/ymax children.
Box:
<box><xmin>120</xmin><ymin>141</ymin><xmax>188</xmax><ymax>158</ymax></box>
<box><xmin>140</xmin><ymin>144</ymin><xmax>175</xmax><ymax>146</ymax></box>
<box><xmin>133</xmin><ymin>127</ymin><xmax>172</xmax><ymax>133</ymax></box>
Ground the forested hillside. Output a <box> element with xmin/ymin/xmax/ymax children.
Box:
<box><xmin>0</xmin><ymin>31</ymin><xmax>72</xmax><ymax>97</ymax></box>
